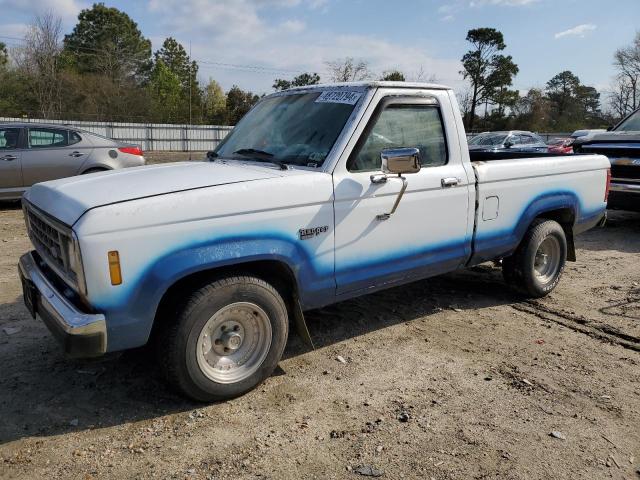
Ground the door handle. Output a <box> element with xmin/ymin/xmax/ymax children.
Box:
<box><xmin>69</xmin><ymin>151</ymin><xmax>85</xmax><ymax>157</ymax></box>
<box><xmin>1</xmin><ymin>154</ymin><xmax>17</xmax><ymax>161</ymax></box>
<box><xmin>441</xmin><ymin>177</ymin><xmax>459</xmax><ymax>188</ymax></box>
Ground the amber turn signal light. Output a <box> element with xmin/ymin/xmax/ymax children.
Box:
<box><xmin>108</xmin><ymin>251</ymin><xmax>122</xmax><ymax>285</ymax></box>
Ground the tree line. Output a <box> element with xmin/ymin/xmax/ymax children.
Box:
<box><xmin>0</xmin><ymin>3</ymin><xmax>637</xmax><ymax>131</ymax></box>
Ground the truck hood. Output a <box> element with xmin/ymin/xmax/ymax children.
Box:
<box><xmin>26</xmin><ymin>161</ymin><xmax>282</xmax><ymax>226</ymax></box>
<box><xmin>576</xmin><ymin>131</ymin><xmax>640</xmax><ymax>150</ymax></box>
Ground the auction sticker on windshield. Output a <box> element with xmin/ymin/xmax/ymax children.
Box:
<box><xmin>315</xmin><ymin>91</ymin><xmax>362</xmax><ymax>105</ymax></box>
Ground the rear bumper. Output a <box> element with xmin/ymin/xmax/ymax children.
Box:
<box><xmin>608</xmin><ymin>182</ymin><xmax>640</xmax><ymax>212</ymax></box>
<box><xmin>18</xmin><ymin>251</ymin><xmax>106</xmax><ymax>358</ymax></box>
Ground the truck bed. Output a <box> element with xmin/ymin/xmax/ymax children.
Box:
<box><xmin>469</xmin><ymin>153</ymin><xmax>609</xmax><ymax>265</ymax></box>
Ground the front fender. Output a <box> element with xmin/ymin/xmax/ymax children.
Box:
<box><xmin>97</xmin><ymin>234</ymin><xmax>334</xmax><ymax>351</ymax></box>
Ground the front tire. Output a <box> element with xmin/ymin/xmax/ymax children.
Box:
<box><xmin>502</xmin><ymin>219</ymin><xmax>567</xmax><ymax>298</ymax></box>
<box><xmin>158</xmin><ymin>276</ymin><xmax>289</xmax><ymax>402</ymax></box>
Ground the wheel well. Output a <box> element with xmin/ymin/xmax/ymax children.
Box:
<box><xmin>81</xmin><ymin>166</ymin><xmax>110</xmax><ymax>174</ymax></box>
<box><xmin>150</xmin><ymin>260</ymin><xmax>299</xmax><ymax>339</ymax></box>
<box><xmin>535</xmin><ymin>207</ymin><xmax>576</xmax><ymax>261</ymax></box>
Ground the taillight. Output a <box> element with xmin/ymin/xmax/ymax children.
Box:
<box><xmin>604</xmin><ymin>168</ymin><xmax>611</xmax><ymax>202</ymax></box>
<box><xmin>118</xmin><ymin>146</ymin><xmax>143</xmax><ymax>156</ymax></box>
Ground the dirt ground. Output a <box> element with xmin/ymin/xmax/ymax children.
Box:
<box><xmin>0</xmin><ymin>202</ymin><xmax>639</xmax><ymax>480</ymax></box>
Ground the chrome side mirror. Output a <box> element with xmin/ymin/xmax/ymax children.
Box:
<box><xmin>381</xmin><ymin>147</ymin><xmax>421</xmax><ymax>175</ymax></box>
<box><xmin>370</xmin><ymin>147</ymin><xmax>421</xmax><ymax>221</ymax></box>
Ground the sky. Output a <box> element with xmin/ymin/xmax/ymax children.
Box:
<box><xmin>0</xmin><ymin>0</ymin><xmax>638</xmax><ymax>96</ymax></box>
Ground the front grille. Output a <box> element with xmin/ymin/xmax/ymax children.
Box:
<box><xmin>611</xmin><ymin>164</ymin><xmax>640</xmax><ymax>181</ymax></box>
<box><xmin>25</xmin><ymin>203</ymin><xmax>77</xmax><ymax>285</ymax></box>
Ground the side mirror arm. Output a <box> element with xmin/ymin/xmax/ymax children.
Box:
<box><xmin>371</xmin><ymin>174</ymin><xmax>408</xmax><ymax>221</ymax></box>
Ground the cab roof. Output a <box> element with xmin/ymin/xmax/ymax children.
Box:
<box><xmin>286</xmin><ymin>81</ymin><xmax>452</xmax><ymax>92</ymax></box>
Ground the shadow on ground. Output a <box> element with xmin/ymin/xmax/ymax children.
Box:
<box><xmin>577</xmin><ymin>210</ymin><xmax>640</xmax><ymax>254</ymax></box>
<box><xmin>0</xmin><ymin>265</ymin><xmax>515</xmax><ymax>446</ymax></box>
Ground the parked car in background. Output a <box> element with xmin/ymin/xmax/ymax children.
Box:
<box><xmin>570</xmin><ymin>129</ymin><xmax>607</xmax><ymax>141</ymax></box>
<box><xmin>573</xmin><ymin>107</ymin><xmax>640</xmax><ymax>212</ymax></box>
<box><xmin>467</xmin><ymin>130</ymin><xmax>548</xmax><ymax>153</ymax></box>
<box><xmin>547</xmin><ymin>137</ymin><xmax>574</xmax><ymax>154</ymax></box>
<box><xmin>0</xmin><ymin>123</ymin><xmax>145</xmax><ymax>200</ymax></box>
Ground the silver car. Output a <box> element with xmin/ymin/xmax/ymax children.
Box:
<box><xmin>0</xmin><ymin>123</ymin><xmax>145</xmax><ymax>200</ymax></box>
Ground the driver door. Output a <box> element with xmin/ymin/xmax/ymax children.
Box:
<box><xmin>332</xmin><ymin>93</ymin><xmax>472</xmax><ymax>295</ymax></box>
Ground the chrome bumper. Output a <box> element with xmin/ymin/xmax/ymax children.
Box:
<box><xmin>610</xmin><ymin>182</ymin><xmax>640</xmax><ymax>193</ymax></box>
<box><xmin>18</xmin><ymin>251</ymin><xmax>106</xmax><ymax>358</ymax></box>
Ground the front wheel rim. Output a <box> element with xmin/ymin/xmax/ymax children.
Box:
<box><xmin>196</xmin><ymin>302</ymin><xmax>272</xmax><ymax>384</ymax></box>
<box><xmin>534</xmin><ymin>236</ymin><xmax>561</xmax><ymax>284</ymax></box>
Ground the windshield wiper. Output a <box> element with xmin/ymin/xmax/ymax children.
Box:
<box><xmin>232</xmin><ymin>148</ymin><xmax>289</xmax><ymax>170</ymax></box>
<box><xmin>234</xmin><ymin>148</ymin><xmax>274</xmax><ymax>158</ymax></box>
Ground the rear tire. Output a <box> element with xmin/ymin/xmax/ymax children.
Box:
<box><xmin>502</xmin><ymin>219</ymin><xmax>567</xmax><ymax>298</ymax></box>
<box><xmin>158</xmin><ymin>276</ymin><xmax>289</xmax><ymax>402</ymax></box>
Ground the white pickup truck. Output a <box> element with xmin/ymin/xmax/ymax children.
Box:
<box><xmin>19</xmin><ymin>82</ymin><xmax>610</xmax><ymax>401</ymax></box>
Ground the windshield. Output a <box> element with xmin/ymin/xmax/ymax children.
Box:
<box><xmin>213</xmin><ymin>91</ymin><xmax>359</xmax><ymax>167</ymax></box>
<box><xmin>468</xmin><ymin>133</ymin><xmax>507</xmax><ymax>146</ymax></box>
<box><xmin>616</xmin><ymin>109</ymin><xmax>640</xmax><ymax>132</ymax></box>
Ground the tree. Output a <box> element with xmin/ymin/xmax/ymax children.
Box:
<box><xmin>203</xmin><ymin>79</ymin><xmax>227</xmax><ymax>124</ymax></box>
<box><xmin>381</xmin><ymin>70</ymin><xmax>405</xmax><ymax>81</ymax></box>
<box><xmin>13</xmin><ymin>13</ymin><xmax>64</xmax><ymax>118</ymax></box>
<box><xmin>226</xmin><ymin>86</ymin><xmax>259</xmax><ymax>124</ymax></box>
<box><xmin>511</xmin><ymin>88</ymin><xmax>550</xmax><ymax>131</ymax></box>
<box><xmin>545</xmin><ymin>70</ymin><xmax>580</xmax><ymax>118</ymax></box>
<box><xmin>544</xmin><ymin>71</ymin><xmax>604</xmax><ymax>130</ymax></box>
<box><xmin>154</xmin><ymin>37</ymin><xmax>196</xmax><ymax>90</ymax></box>
<box><xmin>273</xmin><ymin>72</ymin><xmax>320</xmax><ymax>91</ymax></box>
<box><xmin>148</xmin><ymin>60</ymin><xmax>182</xmax><ymax>122</ymax></box>
<box><xmin>612</xmin><ymin>31</ymin><xmax>640</xmax><ymax>115</ymax></box>
<box><xmin>63</xmin><ymin>3</ymin><xmax>152</xmax><ymax>82</ymax></box>
<box><xmin>460</xmin><ymin>28</ymin><xmax>518</xmax><ymax>130</ymax></box>
<box><xmin>151</xmin><ymin>37</ymin><xmax>202</xmax><ymax>122</ymax></box>
<box><xmin>326</xmin><ymin>57</ymin><xmax>369</xmax><ymax>82</ymax></box>
<box><xmin>0</xmin><ymin>42</ymin><xmax>8</xmax><ymax>69</ymax></box>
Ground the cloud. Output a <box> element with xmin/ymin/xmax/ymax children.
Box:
<box><xmin>441</xmin><ymin>15</ymin><xmax>455</xmax><ymax>21</ymax></box>
<box><xmin>0</xmin><ymin>0</ymin><xmax>85</xmax><ymax>23</ymax></box>
<box><xmin>554</xmin><ymin>23</ymin><xmax>596</xmax><ymax>39</ymax></box>
<box><xmin>281</xmin><ymin>19</ymin><xmax>306</xmax><ymax>33</ymax></box>
<box><xmin>147</xmin><ymin>0</ymin><xmax>463</xmax><ymax>93</ymax></box>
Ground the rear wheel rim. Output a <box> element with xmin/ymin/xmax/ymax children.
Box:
<box><xmin>196</xmin><ymin>302</ymin><xmax>272</xmax><ymax>384</ymax></box>
<box><xmin>534</xmin><ymin>236</ymin><xmax>561</xmax><ymax>284</ymax></box>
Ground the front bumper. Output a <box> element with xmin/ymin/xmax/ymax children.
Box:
<box><xmin>608</xmin><ymin>182</ymin><xmax>640</xmax><ymax>212</ymax></box>
<box><xmin>18</xmin><ymin>251</ymin><xmax>107</xmax><ymax>358</ymax></box>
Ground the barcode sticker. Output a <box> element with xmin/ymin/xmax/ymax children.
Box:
<box><xmin>315</xmin><ymin>91</ymin><xmax>362</xmax><ymax>105</ymax></box>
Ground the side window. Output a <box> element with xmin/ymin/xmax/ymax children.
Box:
<box><xmin>509</xmin><ymin>135</ymin><xmax>521</xmax><ymax>145</ymax></box>
<box><xmin>349</xmin><ymin>104</ymin><xmax>448</xmax><ymax>172</ymax></box>
<box><xmin>68</xmin><ymin>131</ymin><xmax>82</xmax><ymax>146</ymax></box>
<box><xmin>0</xmin><ymin>128</ymin><xmax>21</xmax><ymax>150</ymax></box>
<box><xmin>28</xmin><ymin>128</ymin><xmax>68</xmax><ymax>148</ymax></box>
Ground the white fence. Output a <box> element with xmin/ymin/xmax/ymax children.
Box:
<box><xmin>0</xmin><ymin>117</ymin><xmax>233</xmax><ymax>152</ymax></box>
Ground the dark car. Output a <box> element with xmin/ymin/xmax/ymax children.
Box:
<box><xmin>468</xmin><ymin>130</ymin><xmax>548</xmax><ymax>154</ymax></box>
<box><xmin>573</xmin><ymin>108</ymin><xmax>640</xmax><ymax>212</ymax></box>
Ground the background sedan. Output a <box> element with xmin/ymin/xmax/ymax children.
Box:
<box><xmin>0</xmin><ymin>123</ymin><xmax>145</xmax><ymax>200</ymax></box>
<box><xmin>468</xmin><ymin>130</ymin><xmax>548</xmax><ymax>153</ymax></box>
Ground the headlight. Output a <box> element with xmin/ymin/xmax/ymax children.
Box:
<box><xmin>65</xmin><ymin>232</ymin><xmax>87</xmax><ymax>296</ymax></box>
